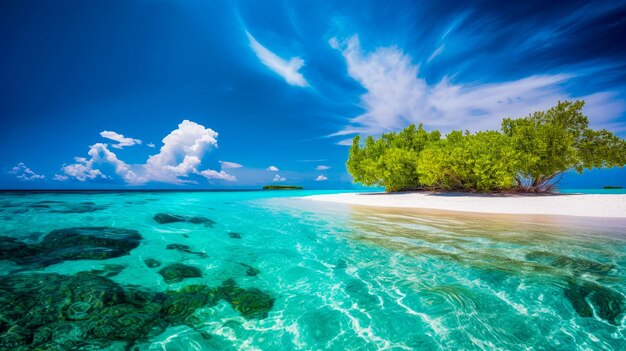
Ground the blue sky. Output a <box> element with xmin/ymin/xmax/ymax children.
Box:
<box><xmin>1</xmin><ymin>0</ymin><xmax>625</xmax><ymax>189</ymax></box>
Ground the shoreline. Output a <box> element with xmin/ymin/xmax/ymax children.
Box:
<box><xmin>303</xmin><ymin>192</ymin><xmax>626</xmax><ymax>218</ymax></box>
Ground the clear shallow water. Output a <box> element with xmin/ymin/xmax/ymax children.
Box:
<box><xmin>0</xmin><ymin>190</ymin><xmax>625</xmax><ymax>350</ymax></box>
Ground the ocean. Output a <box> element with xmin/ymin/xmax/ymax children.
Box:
<box><xmin>0</xmin><ymin>190</ymin><xmax>624</xmax><ymax>350</ymax></box>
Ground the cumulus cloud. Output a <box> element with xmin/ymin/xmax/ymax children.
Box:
<box><xmin>273</xmin><ymin>174</ymin><xmax>286</xmax><ymax>182</ymax></box>
<box><xmin>143</xmin><ymin>120</ymin><xmax>219</xmax><ymax>184</ymax></box>
<box><xmin>247</xmin><ymin>32</ymin><xmax>308</xmax><ymax>87</ymax></box>
<box><xmin>219</xmin><ymin>161</ymin><xmax>243</xmax><ymax>169</ymax></box>
<box><xmin>267</xmin><ymin>166</ymin><xmax>279</xmax><ymax>171</ymax></box>
<box><xmin>147</xmin><ymin>143</ymin><xmax>156</xmax><ymax>148</ymax></box>
<box><xmin>330</xmin><ymin>35</ymin><xmax>626</xmax><ymax>138</ymax></box>
<box><xmin>10</xmin><ymin>163</ymin><xmax>45</xmax><ymax>181</ymax></box>
<box><xmin>61</xmin><ymin>120</ymin><xmax>236</xmax><ymax>185</ymax></box>
<box><xmin>61</xmin><ymin>143</ymin><xmax>140</xmax><ymax>183</ymax></box>
<box><xmin>316</xmin><ymin>165</ymin><xmax>331</xmax><ymax>170</ymax></box>
<box><xmin>315</xmin><ymin>175</ymin><xmax>328</xmax><ymax>181</ymax></box>
<box><xmin>100</xmin><ymin>131</ymin><xmax>142</xmax><ymax>149</ymax></box>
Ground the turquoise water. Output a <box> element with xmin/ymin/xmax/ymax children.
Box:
<box><xmin>0</xmin><ymin>190</ymin><xmax>625</xmax><ymax>350</ymax></box>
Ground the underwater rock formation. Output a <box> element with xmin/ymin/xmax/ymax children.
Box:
<box><xmin>239</xmin><ymin>263</ymin><xmax>260</xmax><ymax>276</ymax></box>
<box><xmin>166</xmin><ymin>244</ymin><xmax>208</xmax><ymax>257</ymax></box>
<box><xmin>219</xmin><ymin>278</ymin><xmax>275</xmax><ymax>319</ymax></box>
<box><xmin>0</xmin><ymin>227</ymin><xmax>142</xmax><ymax>268</ymax></box>
<box><xmin>228</xmin><ymin>232</ymin><xmax>242</xmax><ymax>239</ymax></box>
<box><xmin>158</xmin><ymin>263</ymin><xmax>203</xmax><ymax>283</ymax></box>
<box><xmin>0</xmin><ymin>272</ymin><xmax>275</xmax><ymax>350</ymax></box>
<box><xmin>564</xmin><ymin>280</ymin><xmax>625</xmax><ymax>325</ymax></box>
<box><xmin>153</xmin><ymin>213</ymin><xmax>215</xmax><ymax>227</ymax></box>
<box><xmin>144</xmin><ymin>258</ymin><xmax>161</xmax><ymax>268</ymax></box>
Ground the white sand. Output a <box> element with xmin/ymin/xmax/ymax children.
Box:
<box><xmin>304</xmin><ymin>192</ymin><xmax>626</xmax><ymax>218</ymax></box>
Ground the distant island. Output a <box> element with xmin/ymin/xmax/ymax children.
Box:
<box><xmin>603</xmin><ymin>185</ymin><xmax>623</xmax><ymax>189</ymax></box>
<box><xmin>262</xmin><ymin>185</ymin><xmax>303</xmax><ymax>190</ymax></box>
<box><xmin>347</xmin><ymin>101</ymin><xmax>626</xmax><ymax>193</ymax></box>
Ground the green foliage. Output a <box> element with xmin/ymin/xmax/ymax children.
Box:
<box><xmin>417</xmin><ymin>131</ymin><xmax>519</xmax><ymax>192</ymax></box>
<box><xmin>346</xmin><ymin>100</ymin><xmax>626</xmax><ymax>192</ymax></box>
<box><xmin>346</xmin><ymin>124</ymin><xmax>440</xmax><ymax>191</ymax></box>
<box><xmin>502</xmin><ymin>100</ymin><xmax>626</xmax><ymax>191</ymax></box>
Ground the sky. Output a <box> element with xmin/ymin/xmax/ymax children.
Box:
<box><xmin>1</xmin><ymin>0</ymin><xmax>626</xmax><ymax>189</ymax></box>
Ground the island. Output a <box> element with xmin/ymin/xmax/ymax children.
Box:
<box><xmin>603</xmin><ymin>185</ymin><xmax>623</xmax><ymax>189</ymax></box>
<box><xmin>262</xmin><ymin>185</ymin><xmax>303</xmax><ymax>190</ymax></box>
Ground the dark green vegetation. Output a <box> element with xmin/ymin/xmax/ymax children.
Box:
<box><xmin>0</xmin><ymin>227</ymin><xmax>141</xmax><ymax>268</ymax></box>
<box><xmin>603</xmin><ymin>185</ymin><xmax>623</xmax><ymax>189</ymax></box>
<box><xmin>347</xmin><ymin>101</ymin><xmax>626</xmax><ymax>192</ymax></box>
<box><xmin>158</xmin><ymin>263</ymin><xmax>203</xmax><ymax>283</ymax></box>
<box><xmin>143</xmin><ymin>258</ymin><xmax>161</xmax><ymax>268</ymax></box>
<box><xmin>153</xmin><ymin>213</ymin><xmax>215</xmax><ymax>227</ymax></box>
<box><xmin>0</xmin><ymin>218</ymin><xmax>276</xmax><ymax>350</ymax></box>
<box><xmin>0</xmin><ymin>272</ymin><xmax>275</xmax><ymax>350</ymax></box>
<box><xmin>262</xmin><ymin>185</ymin><xmax>303</xmax><ymax>190</ymax></box>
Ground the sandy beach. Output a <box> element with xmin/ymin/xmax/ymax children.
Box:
<box><xmin>304</xmin><ymin>192</ymin><xmax>626</xmax><ymax>218</ymax></box>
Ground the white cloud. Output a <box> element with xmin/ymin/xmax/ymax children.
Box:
<box><xmin>247</xmin><ymin>32</ymin><xmax>308</xmax><ymax>87</ymax></box>
<box><xmin>147</xmin><ymin>143</ymin><xmax>155</xmax><ymax>148</ymax></box>
<box><xmin>143</xmin><ymin>120</ymin><xmax>219</xmax><ymax>184</ymax></box>
<box><xmin>10</xmin><ymin>163</ymin><xmax>45</xmax><ymax>181</ymax></box>
<box><xmin>315</xmin><ymin>175</ymin><xmax>328</xmax><ymax>181</ymax></box>
<box><xmin>219</xmin><ymin>161</ymin><xmax>243</xmax><ymax>169</ymax></box>
<box><xmin>316</xmin><ymin>165</ymin><xmax>331</xmax><ymax>170</ymax></box>
<box><xmin>198</xmin><ymin>169</ymin><xmax>237</xmax><ymax>182</ymax></box>
<box><xmin>61</xmin><ymin>120</ymin><xmax>236</xmax><ymax>185</ymax></box>
<box><xmin>100</xmin><ymin>131</ymin><xmax>142</xmax><ymax>149</ymax></box>
<box><xmin>267</xmin><ymin>166</ymin><xmax>279</xmax><ymax>171</ymax></box>
<box><xmin>61</xmin><ymin>143</ymin><xmax>139</xmax><ymax>183</ymax></box>
<box><xmin>330</xmin><ymin>35</ymin><xmax>625</xmax><ymax>138</ymax></box>
<box><xmin>53</xmin><ymin>174</ymin><xmax>68</xmax><ymax>181</ymax></box>
<box><xmin>273</xmin><ymin>174</ymin><xmax>287</xmax><ymax>182</ymax></box>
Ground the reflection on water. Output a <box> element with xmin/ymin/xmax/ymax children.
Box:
<box><xmin>0</xmin><ymin>191</ymin><xmax>624</xmax><ymax>350</ymax></box>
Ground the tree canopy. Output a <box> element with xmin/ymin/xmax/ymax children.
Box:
<box><xmin>346</xmin><ymin>101</ymin><xmax>626</xmax><ymax>192</ymax></box>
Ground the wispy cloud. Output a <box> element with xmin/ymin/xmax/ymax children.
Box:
<box><xmin>330</xmin><ymin>35</ymin><xmax>626</xmax><ymax>139</ymax></box>
<box><xmin>246</xmin><ymin>31</ymin><xmax>308</xmax><ymax>87</ymax></box>
<box><xmin>219</xmin><ymin>161</ymin><xmax>243</xmax><ymax>169</ymax></box>
<box><xmin>315</xmin><ymin>175</ymin><xmax>328</xmax><ymax>181</ymax></box>
<box><xmin>100</xmin><ymin>131</ymin><xmax>142</xmax><ymax>149</ymax></box>
<box><xmin>316</xmin><ymin>165</ymin><xmax>331</xmax><ymax>170</ymax></box>
<box><xmin>266</xmin><ymin>165</ymin><xmax>279</xmax><ymax>171</ymax></box>
<box><xmin>10</xmin><ymin>162</ymin><xmax>45</xmax><ymax>181</ymax></box>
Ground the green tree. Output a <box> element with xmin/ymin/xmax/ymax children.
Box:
<box><xmin>502</xmin><ymin>100</ymin><xmax>626</xmax><ymax>192</ymax></box>
<box><xmin>346</xmin><ymin>124</ymin><xmax>439</xmax><ymax>191</ymax></box>
<box><xmin>346</xmin><ymin>100</ymin><xmax>626</xmax><ymax>193</ymax></box>
<box><xmin>417</xmin><ymin>131</ymin><xmax>519</xmax><ymax>191</ymax></box>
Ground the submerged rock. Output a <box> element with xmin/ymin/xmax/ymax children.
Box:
<box><xmin>228</xmin><ymin>232</ymin><xmax>242</xmax><ymax>239</ymax></box>
<box><xmin>0</xmin><ymin>227</ymin><xmax>142</xmax><ymax>267</ymax></box>
<box><xmin>564</xmin><ymin>280</ymin><xmax>625</xmax><ymax>325</ymax></box>
<box><xmin>144</xmin><ymin>258</ymin><xmax>161</xmax><ymax>268</ymax></box>
<box><xmin>219</xmin><ymin>278</ymin><xmax>274</xmax><ymax>319</ymax></box>
<box><xmin>239</xmin><ymin>263</ymin><xmax>260</xmax><ymax>276</ymax></box>
<box><xmin>158</xmin><ymin>263</ymin><xmax>203</xmax><ymax>283</ymax></box>
<box><xmin>0</xmin><ymin>271</ymin><xmax>275</xmax><ymax>350</ymax></box>
<box><xmin>153</xmin><ymin>213</ymin><xmax>215</xmax><ymax>227</ymax></box>
<box><xmin>166</xmin><ymin>244</ymin><xmax>208</xmax><ymax>257</ymax></box>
